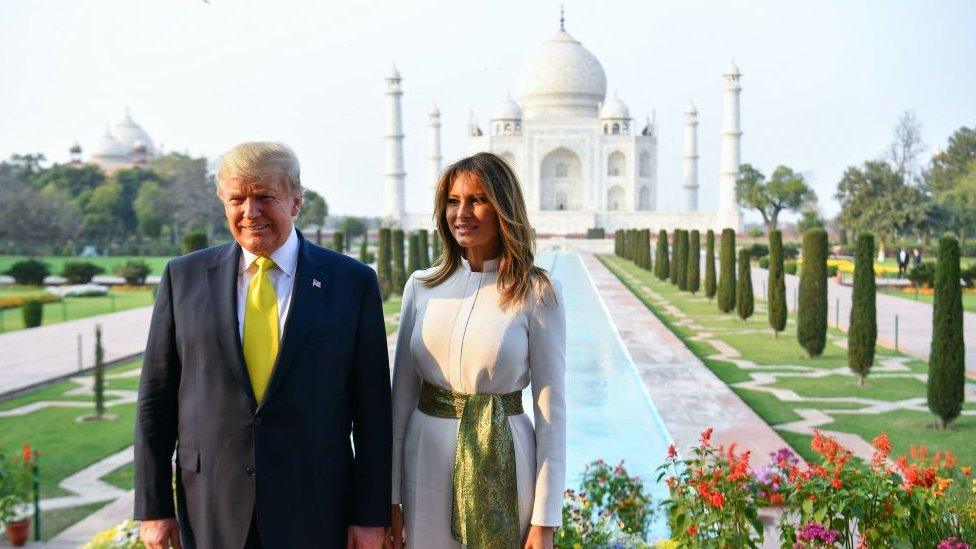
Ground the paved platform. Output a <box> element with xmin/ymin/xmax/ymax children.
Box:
<box><xmin>0</xmin><ymin>306</ymin><xmax>153</xmax><ymax>397</ymax></box>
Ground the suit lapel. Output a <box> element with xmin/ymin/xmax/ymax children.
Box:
<box><xmin>259</xmin><ymin>235</ymin><xmax>330</xmax><ymax>411</ymax></box>
<box><xmin>207</xmin><ymin>243</ymin><xmax>258</xmax><ymax>408</ymax></box>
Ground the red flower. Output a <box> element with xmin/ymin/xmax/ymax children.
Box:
<box><xmin>667</xmin><ymin>443</ymin><xmax>678</xmax><ymax>460</ymax></box>
<box><xmin>686</xmin><ymin>525</ymin><xmax>697</xmax><ymax>536</ymax></box>
<box><xmin>831</xmin><ymin>477</ymin><xmax>842</xmax><ymax>489</ymax></box>
<box><xmin>21</xmin><ymin>443</ymin><xmax>32</xmax><ymax>464</ymax></box>
<box><xmin>700</xmin><ymin>427</ymin><xmax>714</xmax><ymax>447</ymax></box>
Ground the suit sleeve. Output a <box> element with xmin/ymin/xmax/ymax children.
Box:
<box><xmin>349</xmin><ymin>268</ymin><xmax>393</xmax><ymax>526</ymax></box>
<box><xmin>528</xmin><ymin>280</ymin><xmax>567</xmax><ymax>526</ymax></box>
<box><xmin>390</xmin><ymin>274</ymin><xmax>420</xmax><ymax>504</ymax></box>
<box><xmin>133</xmin><ymin>262</ymin><xmax>181</xmax><ymax>520</ymax></box>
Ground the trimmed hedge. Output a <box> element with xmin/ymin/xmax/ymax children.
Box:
<box><xmin>767</xmin><ymin>230</ymin><xmax>787</xmax><ymax>337</ymax></box>
<box><xmin>115</xmin><ymin>260</ymin><xmax>151</xmax><ymax>285</ymax></box>
<box><xmin>677</xmin><ymin>229</ymin><xmax>689</xmax><ymax>291</ymax></box>
<box><xmin>928</xmin><ymin>235</ymin><xmax>965</xmax><ymax>428</ymax></box>
<box><xmin>688</xmin><ymin>230</ymin><xmax>700</xmax><ymax>295</ymax></box>
<box><xmin>359</xmin><ymin>235</ymin><xmax>372</xmax><ymax>265</ymax></box>
<box><xmin>392</xmin><ymin>229</ymin><xmax>407</xmax><ymax>294</ymax></box>
<box><xmin>62</xmin><ymin>261</ymin><xmax>104</xmax><ymax>284</ymax></box>
<box><xmin>848</xmin><ymin>232</ymin><xmax>877</xmax><ymax>385</ymax></box>
<box><xmin>7</xmin><ymin>259</ymin><xmax>50</xmax><ymax>286</ymax></box>
<box><xmin>431</xmin><ymin>231</ymin><xmax>443</xmax><ymax>265</ymax></box>
<box><xmin>377</xmin><ymin>228</ymin><xmax>393</xmax><ymax>299</ymax></box>
<box><xmin>182</xmin><ymin>231</ymin><xmax>208</xmax><ymax>254</ymax></box>
<box><xmin>657</xmin><ymin>230</ymin><xmax>669</xmax><ymax>280</ymax></box>
<box><xmin>797</xmin><ymin>229</ymin><xmax>828</xmax><ymax>358</ymax></box>
<box><xmin>419</xmin><ymin>229</ymin><xmax>430</xmax><ymax>268</ymax></box>
<box><xmin>736</xmin><ymin>249</ymin><xmax>754</xmax><ymax>321</ymax></box>
<box><xmin>670</xmin><ymin>230</ymin><xmax>681</xmax><ymax>285</ymax></box>
<box><xmin>615</xmin><ymin>230</ymin><xmax>624</xmax><ymax>257</ymax></box>
<box><xmin>717</xmin><ymin>229</ymin><xmax>736</xmax><ymax>312</ymax></box>
<box><xmin>704</xmin><ymin>230</ymin><xmax>716</xmax><ymax>301</ymax></box>
<box><xmin>22</xmin><ymin>299</ymin><xmax>43</xmax><ymax>328</ymax></box>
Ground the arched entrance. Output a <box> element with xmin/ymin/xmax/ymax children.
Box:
<box><xmin>539</xmin><ymin>147</ymin><xmax>583</xmax><ymax>211</ymax></box>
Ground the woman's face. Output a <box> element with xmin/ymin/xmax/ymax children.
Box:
<box><xmin>445</xmin><ymin>171</ymin><xmax>500</xmax><ymax>258</ymax></box>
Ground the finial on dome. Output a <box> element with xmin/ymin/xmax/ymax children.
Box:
<box><xmin>560</xmin><ymin>5</ymin><xmax>565</xmax><ymax>31</ymax></box>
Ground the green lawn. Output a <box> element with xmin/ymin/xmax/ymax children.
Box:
<box><xmin>40</xmin><ymin>501</ymin><xmax>112</xmax><ymax>541</ymax></box>
<box><xmin>878</xmin><ymin>286</ymin><xmax>976</xmax><ymax>314</ymax></box>
<box><xmin>0</xmin><ymin>287</ymin><xmax>155</xmax><ymax>333</ymax></box>
<box><xmin>599</xmin><ymin>254</ymin><xmax>976</xmax><ymax>467</ymax></box>
<box><xmin>384</xmin><ymin>294</ymin><xmax>402</xmax><ymax>335</ymax></box>
<box><xmin>0</xmin><ymin>255</ymin><xmax>172</xmax><ymax>277</ymax></box>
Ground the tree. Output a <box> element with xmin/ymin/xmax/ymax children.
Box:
<box><xmin>431</xmin><ymin>230</ymin><xmax>443</xmax><ymax>264</ymax></box>
<box><xmin>0</xmin><ymin>181</ymin><xmax>81</xmax><ymax>253</ymax></box>
<box><xmin>798</xmin><ymin>229</ymin><xmax>828</xmax><ymax>358</ymax></box>
<box><xmin>735</xmin><ymin>163</ymin><xmax>816</xmax><ymax>231</ymax></box>
<box><xmin>150</xmin><ymin>153</ymin><xmax>225</xmax><ymax>241</ymax></box>
<box><xmin>83</xmin><ymin>181</ymin><xmax>123</xmax><ymax>248</ymax></box>
<box><xmin>9</xmin><ymin>153</ymin><xmax>46</xmax><ymax>178</ymax></box>
<box><xmin>736</xmin><ymin>249</ymin><xmax>754</xmax><ymax>321</ymax></box>
<box><xmin>109</xmin><ymin>168</ymin><xmax>166</xmax><ymax>236</ymax></box>
<box><xmin>332</xmin><ymin>231</ymin><xmax>345</xmax><ymax>253</ymax></box>
<box><xmin>32</xmin><ymin>163</ymin><xmax>105</xmax><ymax>208</ymax></box>
<box><xmin>796</xmin><ymin>208</ymin><xmax>825</xmax><ymax>234</ymax></box>
<box><xmin>392</xmin><ymin>229</ymin><xmax>407</xmax><ymax>293</ymax></box>
<box><xmin>887</xmin><ymin>110</ymin><xmax>926</xmax><ymax>183</ymax></box>
<box><xmin>377</xmin><ymin>228</ymin><xmax>393</xmax><ymax>299</ymax></box>
<box><xmin>677</xmin><ymin>230</ymin><xmax>689</xmax><ymax>291</ymax></box>
<box><xmin>297</xmin><ymin>190</ymin><xmax>329</xmax><ymax>244</ymax></box>
<box><xmin>848</xmin><ymin>233</ymin><xmax>877</xmax><ymax>386</ymax></box>
<box><xmin>615</xmin><ymin>230</ymin><xmax>624</xmax><ymax>257</ymax></box>
<box><xmin>767</xmin><ymin>230</ymin><xmax>787</xmax><ymax>337</ymax></box>
<box><xmin>704</xmin><ymin>230</ymin><xmax>716</xmax><ymax>301</ymax></box>
<box><xmin>688</xmin><ymin>230</ymin><xmax>700</xmax><ymax>294</ymax></box>
<box><xmin>927</xmin><ymin>127</ymin><xmax>976</xmax><ymax>241</ymax></box>
<box><xmin>418</xmin><ymin>229</ymin><xmax>431</xmax><ymax>268</ymax></box>
<box><xmin>182</xmin><ymin>232</ymin><xmax>208</xmax><ymax>254</ymax></box>
<box><xmin>408</xmin><ymin>232</ymin><xmax>421</xmax><ymax>274</ymax></box>
<box><xmin>94</xmin><ymin>324</ymin><xmax>105</xmax><ymax>419</ymax></box>
<box><xmin>670</xmin><ymin>230</ymin><xmax>681</xmax><ymax>285</ymax></box>
<box><xmin>359</xmin><ymin>233</ymin><xmax>370</xmax><ymax>264</ymax></box>
<box><xmin>639</xmin><ymin>229</ymin><xmax>652</xmax><ymax>271</ymax></box>
<box><xmin>657</xmin><ymin>230</ymin><xmax>670</xmax><ymax>281</ymax></box>
<box><xmin>835</xmin><ymin>161</ymin><xmax>924</xmax><ymax>249</ymax></box>
<box><xmin>340</xmin><ymin>216</ymin><xmax>367</xmax><ymax>249</ymax></box>
<box><xmin>717</xmin><ymin>229</ymin><xmax>736</xmax><ymax>312</ymax></box>
<box><xmin>928</xmin><ymin>235</ymin><xmax>964</xmax><ymax>428</ymax></box>
<box><xmin>134</xmin><ymin>180</ymin><xmax>175</xmax><ymax>239</ymax></box>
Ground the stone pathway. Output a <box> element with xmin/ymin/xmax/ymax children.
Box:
<box><xmin>607</xmin><ymin>256</ymin><xmax>976</xmax><ymax>463</ymax></box>
<box><xmin>581</xmin><ymin>253</ymin><xmax>796</xmax><ymax>462</ymax></box>
<box><xmin>0</xmin><ymin>306</ymin><xmax>153</xmax><ymax>397</ymax></box>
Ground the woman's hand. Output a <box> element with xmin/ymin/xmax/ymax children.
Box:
<box><xmin>523</xmin><ymin>525</ymin><xmax>553</xmax><ymax>549</ymax></box>
<box><xmin>386</xmin><ymin>504</ymin><xmax>405</xmax><ymax>549</ymax></box>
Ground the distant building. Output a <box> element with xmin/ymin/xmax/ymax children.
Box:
<box><xmin>72</xmin><ymin>110</ymin><xmax>157</xmax><ymax>174</ymax></box>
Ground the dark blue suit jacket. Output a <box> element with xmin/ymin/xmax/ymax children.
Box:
<box><xmin>134</xmin><ymin>231</ymin><xmax>392</xmax><ymax>548</ymax></box>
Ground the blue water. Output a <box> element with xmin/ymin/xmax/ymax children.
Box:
<box><xmin>533</xmin><ymin>251</ymin><xmax>672</xmax><ymax>539</ymax></box>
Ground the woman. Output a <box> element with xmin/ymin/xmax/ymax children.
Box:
<box><xmin>389</xmin><ymin>152</ymin><xmax>566</xmax><ymax>549</ymax></box>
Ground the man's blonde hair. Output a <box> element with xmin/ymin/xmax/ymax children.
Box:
<box><xmin>216</xmin><ymin>141</ymin><xmax>303</xmax><ymax>196</ymax></box>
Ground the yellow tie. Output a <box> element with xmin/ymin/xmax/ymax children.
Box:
<box><xmin>243</xmin><ymin>257</ymin><xmax>279</xmax><ymax>402</ymax></box>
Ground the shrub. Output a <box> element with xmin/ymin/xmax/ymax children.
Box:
<box><xmin>7</xmin><ymin>259</ymin><xmax>50</xmax><ymax>285</ymax></box>
<box><xmin>717</xmin><ymin>229</ymin><xmax>736</xmax><ymax>312</ymax></box>
<box><xmin>670</xmin><ymin>230</ymin><xmax>681</xmax><ymax>285</ymax></box>
<box><xmin>909</xmin><ymin>261</ymin><xmax>937</xmax><ymax>288</ymax></box>
<box><xmin>392</xmin><ymin>229</ymin><xmax>407</xmax><ymax>293</ymax></box>
<box><xmin>615</xmin><ymin>230</ymin><xmax>624</xmax><ymax>257</ymax></box>
<box><xmin>782</xmin><ymin>242</ymin><xmax>801</xmax><ymax>260</ymax></box>
<box><xmin>784</xmin><ymin>260</ymin><xmax>798</xmax><ymax>275</ymax></box>
<box><xmin>332</xmin><ymin>231</ymin><xmax>345</xmax><ymax>253</ymax></box>
<box><xmin>0</xmin><ymin>444</ymin><xmax>40</xmax><ymax>524</ymax></box>
<box><xmin>431</xmin><ymin>231</ymin><xmax>443</xmax><ymax>265</ymax></box>
<box><xmin>798</xmin><ymin>229</ymin><xmax>828</xmax><ymax>358</ymax></box>
<box><xmin>758</xmin><ymin>256</ymin><xmax>769</xmax><ymax>269</ymax></box>
<box><xmin>586</xmin><ymin>227</ymin><xmax>606</xmax><ymax>239</ymax></box>
<box><xmin>407</xmin><ymin>232</ymin><xmax>420</xmax><ymax>274</ymax></box>
<box><xmin>928</xmin><ymin>235</ymin><xmax>965</xmax><ymax>429</ymax></box>
<box><xmin>377</xmin><ymin>228</ymin><xmax>392</xmax><ymax>299</ymax></box>
<box><xmin>677</xmin><ymin>230</ymin><xmax>689</xmax><ymax>291</ymax></box>
<box><xmin>21</xmin><ymin>299</ymin><xmax>43</xmax><ymax>328</ymax></box>
<box><xmin>115</xmin><ymin>260</ymin><xmax>151</xmax><ymax>285</ymax></box>
<box><xmin>960</xmin><ymin>263</ymin><xmax>976</xmax><ymax>288</ymax></box>
<box><xmin>704</xmin><ymin>230</ymin><xmax>716</xmax><ymax>300</ymax></box>
<box><xmin>418</xmin><ymin>229</ymin><xmax>430</xmax><ymax>268</ymax></box>
<box><xmin>359</xmin><ymin>235</ymin><xmax>370</xmax><ymax>264</ymax></box>
<box><xmin>688</xmin><ymin>230</ymin><xmax>700</xmax><ymax>294</ymax></box>
<box><xmin>61</xmin><ymin>261</ymin><xmax>105</xmax><ymax>284</ymax></box>
<box><xmin>848</xmin><ymin>233</ymin><xmax>877</xmax><ymax>386</ymax></box>
<box><xmin>657</xmin><ymin>230</ymin><xmax>670</xmax><ymax>280</ymax></box>
<box><xmin>747</xmin><ymin>243</ymin><xmax>769</xmax><ymax>259</ymax></box>
<box><xmin>83</xmin><ymin>520</ymin><xmax>144</xmax><ymax>549</ymax></box>
<box><xmin>768</xmin><ymin>230</ymin><xmax>787</xmax><ymax>337</ymax></box>
<box><xmin>826</xmin><ymin>264</ymin><xmax>839</xmax><ymax>278</ymax></box>
<box><xmin>558</xmin><ymin>459</ymin><xmax>655</xmax><ymax>548</ymax></box>
<box><xmin>736</xmin><ymin>249</ymin><xmax>754</xmax><ymax>320</ymax></box>
<box><xmin>181</xmin><ymin>231</ymin><xmax>208</xmax><ymax>254</ymax></box>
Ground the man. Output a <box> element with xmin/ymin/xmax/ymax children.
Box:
<box><xmin>134</xmin><ymin>142</ymin><xmax>391</xmax><ymax>548</ymax></box>
<box><xmin>898</xmin><ymin>247</ymin><xmax>909</xmax><ymax>278</ymax></box>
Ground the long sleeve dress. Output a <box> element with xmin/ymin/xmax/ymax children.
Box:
<box><xmin>391</xmin><ymin>257</ymin><xmax>566</xmax><ymax>548</ymax></box>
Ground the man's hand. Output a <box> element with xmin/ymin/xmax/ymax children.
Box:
<box><xmin>386</xmin><ymin>505</ymin><xmax>404</xmax><ymax>549</ymax></box>
<box><xmin>523</xmin><ymin>525</ymin><xmax>553</xmax><ymax>549</ymax></box>
<box><xmin>348</xmin><ymin>525</ymin><xmax>386</xmax><ymax>549</ymax></box>
<box><xmin>140</xmin><ymin>518</ymin><xmax>183</xmax><ymax>549</ymax></box>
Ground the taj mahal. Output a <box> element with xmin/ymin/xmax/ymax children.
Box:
<box><xmin>385</xmin><ymin>16</ymin><xmax>743</xmax><ymax>235</ymax></box>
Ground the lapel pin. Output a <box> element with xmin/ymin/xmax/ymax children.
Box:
<box><xmin>312</xmin><ymin>279</ymin><xmax>322</xmax><ymax>288</ymax></box>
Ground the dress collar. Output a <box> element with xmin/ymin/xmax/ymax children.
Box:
<box><xmin>460</xmin><ymin>256</ymin><xmax>500</xmax><ymax>273</ymax></box>
<box><xmin>239</xmin><ymin>227</ymin><xmax>300</xmax><ymax>277</ymax></box>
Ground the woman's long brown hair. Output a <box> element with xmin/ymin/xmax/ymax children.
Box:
<box><xmin>422</xmin><ymin>152</ymin><xmax>555</xmax><ymax>308</ymax></box>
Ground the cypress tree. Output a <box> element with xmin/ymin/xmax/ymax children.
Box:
<box><xmin>332</xmin><ymin>231</ymin><xmax>345</xmax><ymax>253</ymax></box>
<box><xmin>928</xmin><ymin>234</ymin><xmax>965</xmax><ymax>428</ymax></box>
<box><xmin>670</xmin><ymin>230</ymin><xmax>681</xmax><ymax>285</ymax></box>
<box><xmin>736</xmin><ymin>249</ymin><xmax>754</xmax><ymax>320</ymax></box>
<box><xmin>615</xmin><ymin>230</ymin><xmax>623</xmax><ymax>257</ymax></box>
<box><xmin>797</xmin><ymin>229</ymin><xmax>828</xmax><ymax>358</ymax></box>
<box><xmin>677</xmin><ymin>230</ymin><xmax>690</xmax><ymax>291</ymax></box>
<box><xmin>688</xmin><ymin>230</ymin><xmax>700</xmax><ymax>294</ymax></box>
<box><xmin>630</xmin><ymin>229</ymin><xmax>639</xmax><ymax>262</ymax></box>
<box><xmin>94</xmin><ymin>324</ymin><xmax>105</xmax><ymax>419</ymax></box>
<box><xmin>643</xmin><ymin>229</ymin><xmax>653</xmax><ymax>271</ymax></box>
<box><xmin>377</xmin><ymin>228</ymin><xmax>392</xmax><ymax>299</ymax></box>
<box><xmin>392</xmin><ymin>229</ymin><xmax>407</xmax><ymax>293</ymax></box>
<box><xmin>704</xmin><ymin>230</ymin><xmax>717</xmax><ymax>301</ymax></box>
<box><xmin>359</xmin><ymin>234</ymin><xmax>369</xmax><ymax>264</ymax></box>
<box><xmin>431</xmin><ymin>230</ymin><xmax>443</xmax><ymax>264</ymax></box>
<box><xmin>418</xmin><ymin>229</ymin><xmax>430</xmax><ymax>268</ymax></box>
<box><xmin>767</xmin><ymin>230</ymin><xmax>787</xmax><ymax>337</ymax></box>
<box><xmin>408</xmin><ymin>232</ymin><xmax>421</xmax><ymax>274</ymax></box>
<box><xmin>717</xmin><ymin>228</ymin><xmax>736</xmax><ymax>312</ymax></box>
<box><xmin>848</xmin><ymin>232</ymin><xmax>877</xmax><ymax>385</ymax></box>
<box><xmin>658</xmin><ymin>230</ymin><xmax>670</xmax><ymax>281</ymax></box>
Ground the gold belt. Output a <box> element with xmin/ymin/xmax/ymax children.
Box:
<box><xmin>418</xmin><ymin>380</ymin><xmax>523</xmax><ymax>548</ymax></box>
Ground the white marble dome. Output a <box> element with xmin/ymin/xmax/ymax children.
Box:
<box><xmin>516</xmin><ymin>29</ymin><xmax>607</xmax><ymax>120</ymax></box>
<box><xmin>90</xmin><ymin>128</ymin><xmax>131</xmax><ymax>159</ymax></box>
<box><xmin>111</xmin><ymin>112</ymin><xmax>155</xmax><ymax>155</ymax></box>
<box><xmin>491</xmin><ymin>95</ymin><xmax>522</xmax><ymax>120</ymax></box>
<box><xmin>599</xmin><ymin>94</ymin><xmax>630</xmax><ymax>120</ymax></box>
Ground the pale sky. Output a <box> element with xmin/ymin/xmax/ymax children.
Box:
<box><xmin>2</xmin><ymin>0</ymin><xmax>974</xmax><ymax>222</ymax></box>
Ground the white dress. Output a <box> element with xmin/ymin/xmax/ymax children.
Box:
<box><xmin>391</xmin><ymin>257</ymin><xmax>566</xmax><ymax>548</ymax></box>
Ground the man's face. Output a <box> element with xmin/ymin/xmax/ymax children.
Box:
<box><xmin>218</xmin><ymin>175</ymin><xmax>302</xmax><ymax>256</ymax></box>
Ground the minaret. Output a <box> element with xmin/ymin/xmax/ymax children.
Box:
<box><xmin>384</xmin><ymin>64</ymin><xmax>406</xmax><ymax>225</ymax></box>
<box><xmin>718</xmin><ymin>60</ymin><xmax>742</xmax><ymax>228</ymax></box>
<box><xmin>682</xmin><ymin>101</ymin><xmax>699</xmax><ymax>211</ymax></box>
<box><xmin>427</xmin><ymin>104</ymin><xmax>442</xmax><ymax>211</ymax></box>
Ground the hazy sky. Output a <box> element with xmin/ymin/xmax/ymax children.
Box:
<box><xmin>2</xmin><ymin>0</ymin><xmax>974</xmax><ymax>221</ymax></box>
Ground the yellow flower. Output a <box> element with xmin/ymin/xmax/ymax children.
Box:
<box><xmin>657</xmin><ymin>541</ymin><xmax>680</xmax><ymax>549</ymax></box>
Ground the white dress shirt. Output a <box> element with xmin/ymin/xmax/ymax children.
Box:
<box><xmin>236</xmin><ymin>228</ymin><xmax>300</xmax><ymax>340</ymax></box>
